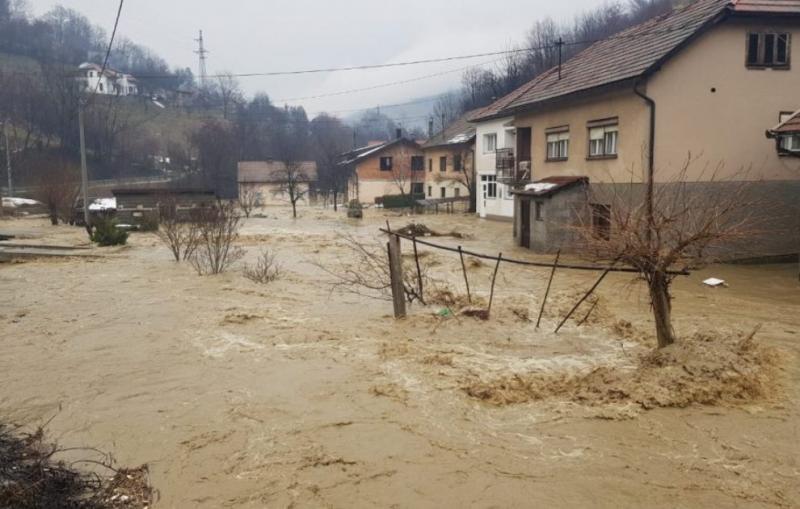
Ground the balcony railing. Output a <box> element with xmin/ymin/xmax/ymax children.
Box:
<box><xmin>497</xmin><ymin>160</ymin><xmax>532</xmax><ymax>185</ymax></box>
<box><xmin>496</xmin><ymin>148</ymin><xmax>515</xmax><ymax>171</ymax></box>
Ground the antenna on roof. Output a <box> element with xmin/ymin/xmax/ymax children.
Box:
<box><xmin>555</xmin><ymin>37</ymin><xmax>564</xmax><ymax>80</ymax></box>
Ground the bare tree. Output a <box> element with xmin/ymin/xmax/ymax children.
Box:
<box><xmin>238</xmin><ymin>185</ymin><xmax>262</xmax><ymax>218</ymax></box>
<box><xmin>155</xmin><ymin>194</ymin><xmax>200</xmax><ymax>262</ymax></box>
<box><xmin>32</xmin><ymin>154</ymin><xmax>80</xmax><ymax>225</ymax></box>
<box><xmin>217</xmin><ymin>73</ymin><xmax>243</xmax><ymax>120</ymax></box>
<box><xmin>437</xmin><ymin>144</ymin><xmax>476</xmax><ymax>212</ymax></box>
<box><xmin>317</xmin><ymin>233</ymin><xmax>427</xmax><ymax>304</ymax></box>
<box><xmin>311</xmin><ymin>114</ymin><xmax>352</xmax><ymax>212</ymax></box>
<box><xmin>575</xmin><ymin>162</ymin><xmax>759</xmax><ymax>348</ymax></box>
<box><xmin>277</xmin><ymin>161</ymin><xmax>312</xmax><ymax>219</ymax></box>
<box><xmin>191</xmin><ymin>200</ymin><xmax>246</xmax><ymax>275</ymax></box>
<box><xmin>388</xmin><ymin>143</ymin><xmax>423</xmax><ymax>200</ymax></box>
<box><xmin>243</xmin><ymin>249</ymin><xmax>281</xmax><ymax>284</ymax></box>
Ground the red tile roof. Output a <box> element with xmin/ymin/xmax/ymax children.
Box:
<box><xmin>472</xmin><ymin>0</ymin><xmax>800</xmax><ymax>122</ymax></box>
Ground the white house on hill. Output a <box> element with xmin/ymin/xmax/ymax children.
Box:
<box><xmin>78</xmin><ymin>63</ymin><xmax>139</xmax><ymax>96</ymax></box>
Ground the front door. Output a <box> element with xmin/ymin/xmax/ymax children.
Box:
<box><xmin>520</xmin><ymin>200</ymin><xmax>531</xmax><ymax>248</ymax></box>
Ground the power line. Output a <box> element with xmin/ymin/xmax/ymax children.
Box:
<box><xmin>130</xmin><ymin>19</ymin><xmax>704</xmax><ymax>81</ymax></box>
<box><xmin>90</xmin><ymin>0</ymin><xmax>125</xmax><ymax>98</ymax></box>
<box><xmin>277</xmin><ymin>58</ymin><xmax>501</xmax><ymax>104</ymax></box>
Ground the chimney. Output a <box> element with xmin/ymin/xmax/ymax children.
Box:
<box><xmin>396</xmin><ymin>127</ymin><xmax>402</xmax><ymax>140</ymax></box>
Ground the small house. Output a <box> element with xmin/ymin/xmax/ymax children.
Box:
<box><xmin>420</xmin><ymin>111</ymin><xmax>478</xmax><ymax>211</ymax></box>
<box><xmin>339</xmin><ymin>133</ymin><xmax>425</xmax><ymax>205</ymax></box>
<box><xmin>237</xmin><ymin>160</ymin><xmax>318</xmax><ymax>206</ymax></box>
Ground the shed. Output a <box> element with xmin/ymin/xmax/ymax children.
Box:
<box><xmin>512</xmin><ymin>177</ymin><xmax>590</xmax><ymax>252</ymax></box>
<box><xmin>112</xmin><ymin>187</ymin><xmax>217</xmax><ymax>226</ymax></box>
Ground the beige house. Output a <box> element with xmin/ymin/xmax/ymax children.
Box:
<box><xmin>340</xmin><ymin>137</ymin><xmax>425</xmax><ymax>205</ymax></box>
<box><xmin>421</xmin><ymin>111</ymin><xmax>477</xmax><ymax>210</ymax></box>
<box><xmin>237</xmin><ymin>160</ymin><xmax>318</xmax><ymax>206</ymax></box>
<box><xmin>471</xmin><ymin>0</ymin><xmax>800</xmax><ymax>256</ymax></box>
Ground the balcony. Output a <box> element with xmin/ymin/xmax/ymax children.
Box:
<box><xmin>496</xmin><ymin>148</ymin><xmax>515</xmax><ymax>171</ymax></box>
<box><xmin>497</xmin><ymin>160</ymin><xmax>532</xmax><ymax>185</ymax></box>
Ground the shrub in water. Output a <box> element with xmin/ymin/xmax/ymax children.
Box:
<box><xmin>91</xmin><ymin>218</ymin><xmax>129</xmax><ymax>246</ymax></box>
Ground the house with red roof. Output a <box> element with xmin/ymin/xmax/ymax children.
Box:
<box><xmin>471</xmin><ymin>0</ymin><xmax>800</xmax><ymax>256</ymax></box>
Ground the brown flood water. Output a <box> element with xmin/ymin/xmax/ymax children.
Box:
<box><xmin>1</xmin><ymin>208</ymin><xmax>799</xmax><ymax>508</ymax></box>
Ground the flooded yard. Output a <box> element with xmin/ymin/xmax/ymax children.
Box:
<box><xmin>1</xmin><ymin>207</ymin><xmax>798</xmax><ymax>508</ymax></box>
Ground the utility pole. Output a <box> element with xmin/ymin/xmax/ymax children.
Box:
<box><xmin>78</xmin><ymin>105</ymin><xmax>91</xmax><ymax>234</ymax></box>
<box><xmin>2</xmin><ymin>120</ymin><xmax>11</xmax><ymax>197</ymax></box>
<box><xmin>194</xmin><ymin>30</ymin><xmax>209</xmax><ymax>87</ymax></box>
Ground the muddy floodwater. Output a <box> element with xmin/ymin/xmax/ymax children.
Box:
<box><xmin>1</xmin><ymin>207</ymin><xmax>799</xmax><ymax>508</ymax></box>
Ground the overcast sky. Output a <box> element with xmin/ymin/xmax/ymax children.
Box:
<box><xmin>27</xmin><ymin>0</ymin><xmax>603</xmax><ymax>118</ymax></box>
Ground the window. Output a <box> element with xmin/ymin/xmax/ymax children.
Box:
<box><xmin>99</xmin><ymin>83</ymin><xmax>104</xmax><ymax>92</ymax></box>
<box><xmin>588</xmin><ymin>122</ymin><xmax>619</xmax><ymax>158</ymax></box>
<box><xmin>747</xmin><ymin>32</ymin><xmax>791</xmax><ymax>68</ymax></box>
<box><xmin>454</xmin><ymin>188</ymin><xmax>461</xmax><ymax>198</ymax></box>
<box><xmin>453</xmin><ymin>154</ymin><xmax>463</xmax><ymax>172</ymax></box>
<box><xmin>379</xmin><ymin>156</ymin><xmax>393</xmax><ymax>171</ymax></box>
<box><xmin>428</xmin><ymin>185</ymin><xmax>432</xmax><ymax>197</ymax></box>
<box><xmin>440</xmin><ymin>187</ymin><xmax>447</xmax><ymax>198</ymax></box>
<box><xmin>411</xmin><ymin>183</ymin><xmax>424</xmax><ymax>196</ymax></box>
<box><xmin>89</xmin><ymin>71</ymin><xmax>95</xmax><ymax>78</ymax></box>
<box><xmin>780</xmin><ymin>134</ymin><xmax>800</xmax><ymax>152</ymax></box>
<box><xmin>535</xmin><ymin>201</ymin><xmax>543</xmax><ymax>221</ymax></box>
<box><xmin>482</xmin><ymin>175</ymin><xmax>497</xmax><ymax>199</ymax></box>
<box><xmin>411</xmin><ymin>156</ymin><xmax>425</xmax><ymax>171</ymax></box>
<box><xmin>484</xmin><ymin>133</ymin><xmax>497</xmax><ymax>153</ymax></box>
<box><xmin>428</xmin><ymin>159</ymin><xmax>433</xmax><ymax>172</ymax></box>
<box><xmin>438</xmin><ymin>156</ymin><xmax>446</xmax><ymax>172</ymax></box>
<box><xmin>546</xmin><ymin>129</ymin><xmax>569</xmax><ymax>161</ymax></box>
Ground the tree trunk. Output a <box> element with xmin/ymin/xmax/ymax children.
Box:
<box><xmin>333</xmin><ymin>189</ymin><xmax>338</xmax><ymax>212</ymax></box>
<box><xmin>649</xmin><ymin>271</ymin><xmax>675</xmax><ymax>348</ymax></box>
<box><xmin>47</xmin><ymin>205</ymin><xmax>58</xmax><ymax>226</ymax></box>
<box><xmin>291</xmin><ymin>200</ymin><xmax>297</xmax><ymax>219</ymax></box>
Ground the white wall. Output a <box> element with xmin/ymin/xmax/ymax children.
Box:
<box><xmin>475</xmin><ymin>117</ymin><xmax>516</xmax><ymax>219</ymax></box>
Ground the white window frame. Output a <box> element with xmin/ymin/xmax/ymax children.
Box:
<box><xmin>483</xmin><ymin>133</ymin><xmax>497</xmax><ymax>154</ymax></box>
<box><xmin>588</xmin><ymin>124</ymin><xmax>619</xmax><ymax>158</ymax></box>
<box><xmin>546</xmin><ymin>131</ymin><xmax>569</xmax><ymax>160</ymax></box>
<box><xmin>482</xmin><ymin>175</ymin><xmax>497</xmax><ymax>199</ymax></box>
<box><xmin>780</xmin><ymin>134</ymin><xmax>800</xmax><ymax>152</ymax></box>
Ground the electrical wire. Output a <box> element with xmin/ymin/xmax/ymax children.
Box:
<box><xmin>89</xmin><ymin>0</ymin><xmax>125</xmax><ymax>99</ymax></box>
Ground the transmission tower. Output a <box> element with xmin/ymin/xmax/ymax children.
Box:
<box><xmin>194</xmin><ymin>30</ymin><xmax>209</xmax><ymax>87</ymax></box>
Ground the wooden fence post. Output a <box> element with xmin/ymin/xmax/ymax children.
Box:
<box><xmin>412</xmin><ymin>236</ymin><xmax>425</xmax><ymax>303</ymax></box>
<box><xmin>536</xmin><ymin>249</ymin><xmax>561</xmax><ymax>329</ymax></box>
<box><xmin>458</xmin><ymin>246</ymin><xmax>472</xmax><ymax>303</ymax></box>
<box><xmin>554</xmin><ymin>265</ymin><xmax>613</xmax><ymax>334</ymax></box>
<box><xmin>487</xmin><ymin>253</ymin><xmax>503</xmax><ymax>317</ymax></box>
<box><xmin>388</xmin><ymin>234</ymin><xmax>406</xmax><ymax>319</ymax></box>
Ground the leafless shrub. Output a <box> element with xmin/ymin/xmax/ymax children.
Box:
<box><xmin>0</xmin><ymin>420</ymin><xmax>155</xmax><ymax>508</ymax></box>
<box><xmin>31</xmin><ymin>155</ymin><xmax>80</xmax><ymax>226</ymax></box>
<box><xmin>238</xmin><ymin>186</ymin><xmax>263</xmax><ymax>219</ymax></box>
<box><xmin>574</xmin><ymin>160</ymin><xmax>761</xmax><ymax>348</ymax></box>
<box><xmin>243</xmin><ymin>249</ymin><xmax>281</xmax><ymax>284</ymax></box>
<box><xmin>155</xmin><ymin>196</ymin><xmax>200</xmax><ymax>262</ymax></box>
<box><xmin>190</xmin><ymin>201</ymin><xmax>246</xmax><ymax>275</ymax></box>
<box><xmin>317</xmin><ymin>233</ymin><xmax>428</xmax><ymax>304</ymax></box>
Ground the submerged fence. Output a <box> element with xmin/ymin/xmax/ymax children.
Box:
<box><xmin>380</xmin><ymin>223</ymin><xmax>690</xmax><ymax>332</ymax></box>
